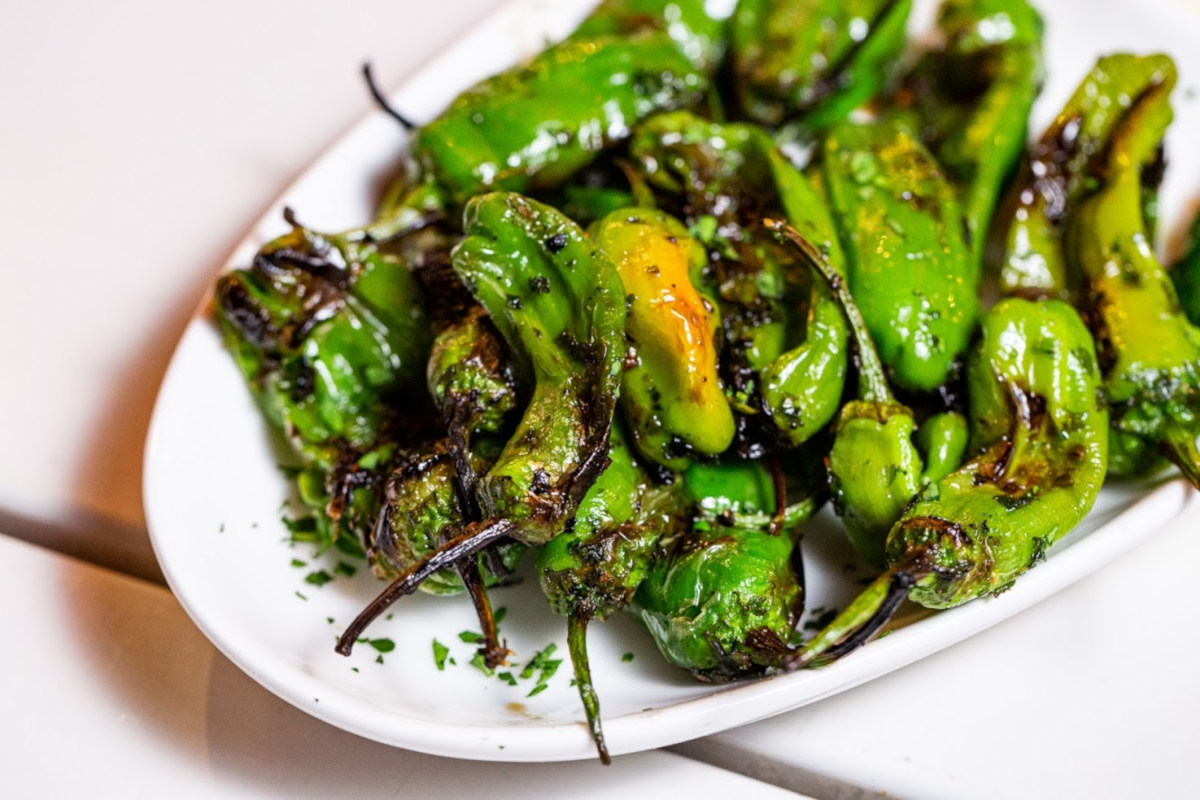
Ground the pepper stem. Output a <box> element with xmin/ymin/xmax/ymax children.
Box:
<box><xmin>336</xmin><ymin>518</ymin><xmax>516</xmax><ymax>656</ymax></box>
<box><xmin>1163</xmin><ymin>427</ymin><xmax>1200</xmax><ymax>491</ymax></box>
<box><xmin>568</xmin><ymin>614</ymin><xmax>610</xmax><ymax>765</ymax></box>
<box><xmin>784</xmin><ymin>559</ymin><xmax>928</xmax><ymax>670</ymax></box>
<box><xmin>768</xmin><ymin>219</ymin><xmax>893</xmax><ymax>404</ymax></box>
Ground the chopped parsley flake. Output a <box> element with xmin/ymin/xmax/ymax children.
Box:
<box><xmin>305</xmin><ymin>570</ymin><xmax>334</xmax><ymax>587</ymax></box>
<box><xmin>433</xmin><ymin>639</ymin><xmax>450</xmax><ymax>671</ymax></box>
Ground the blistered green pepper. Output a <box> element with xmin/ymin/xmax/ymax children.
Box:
<box><xmin>915</xmin><ymin>410</ymin><xmax>970</xmax><ymax>484</ymax></box>
<box><xmin>632</xmin><ymin>458</ymin><xmax>820</xmax><ymax>680</ymax></box>
<box><xmin>630</xmin><ymin>111</ymin><xmax>849</xmax><ymax>448</ymax></box>
<box><xmin>897</xmin><ymin>0</ymin><xmax>1044</xmax><ymax>262</ymax></box>
<box><xmin>1062</xmin><ymin>55</ymin><xmax>1200</xmax><ymax>487</ymax></box>
<box><xmin>571</xmin><ymin>0</ymin><xmax>735</xmax><ymax>72</ymax></box>
<box><xmin>214</xmin><ymin>211</ymin><xmax>432</xmax><ymax>554</ymax></box>
<box><xmin>337</xmin><ymin>193</ymin><xmax>627</xmax><ymax>652</ymax></box>
<box><xmin>999</xmin><ymin>54</ymin><xmax>1174</xmax><ymax>298</ymax></box>
<box><xmin>536</xmin><ymin>423</ymin><xmax>683</xmax><ymax>763</ymax></box>
<box><xmin>791</xmin><ymin>298</ymin><xmax>1108</xmax><ymax>667</ymax></box>
<box><xmin>591</xmin><ymin>208</ymin><xmax>735</xmax><ymax>469</ymax></box>
<box><xmin>822</xmin><ymin>118</ymin><xmax>979</xmax><ymax>394</ymax></box>
<box><xmin>730</xmin><ymin>0</ymin><xmax>912</xmax><ymax>129</ymax></box>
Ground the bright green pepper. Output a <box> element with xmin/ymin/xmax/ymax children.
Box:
<box><xmin>822</xmin><ymin>118</ymin><xmax>979</xmax><ymax>395</ymax></box>
<box><xmin>730</xmin><ymin>0</ymin><xmax>912</xmax><ymax>129</ymax></box>
<box><xmin>915</xmin><ymin>410</ymin><xmax>970</xmax><ymax>484</ymax></box>
<box><xmin>536</xmin><ymin>422</ymin><xmax>683</xmax><ymax>763</ymax></box>
<box><xmin>630</xmin><ymin>111</ymin><xmax>849</xmax><ymax>448</ymax></box>
<box><xmin>999</xmin><ymin>54</ymin><xmax>1174</xmax><ymax>299</ymax></box>
<box><xmin>632</xmin><ymin>457</ymin><xmax>821</xmax><ymax>680</ymax></box>
<box><xmin>336</xmin><ymin>193</ymin><xmax>628</xmax><ymax>653</ymax></box>
<box><xmin>791</xmin><ymin>298</ymin><xmax>1108</xmax><ymax>667</ymax></box>
<box><xmin>570</xmin><ymin>0</ymin><xmax>735</xmax><ymax>72</ymax></box>
<box><xmin>591</xmin><ymin>208</ymin><xmax>735</xmax><ymax>469</ymax></box>
<box><xmin>1062</xmin><ymin>55</ymin><xmax>1200</xmax><ymax>488</ymax></box>
<box><xmin>214</xmin><ymin>212</ymin><xmax>432</xmax><ymax>555</ymax></box>
<box><xmin>896</xmin><ymin>0</ymin><xmax>1044</xmax><ymax>263</ymax></box>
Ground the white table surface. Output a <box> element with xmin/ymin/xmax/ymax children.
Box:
<box><xmin>2</xmin><ymin>0</ymin><xmax>1198</xmax><ymax>797</ymax></box>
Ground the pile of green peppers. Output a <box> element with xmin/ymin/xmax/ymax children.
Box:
<box><xmin>213</xmin><ymin>0</ymin><xmax>1200</xmax><ymax>764</ymax></box>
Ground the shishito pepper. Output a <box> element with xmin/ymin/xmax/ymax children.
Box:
<box><xmin>631</xmin><ymin>458</ymin><xmax>821</xmax><ymax>681</ymax></box>
<box><xmin>822</xmin><ymin>118</ymin><xmax>979</xmax><ymax>395</ymax></box>
<box><xmin>629</xmin><ymin>111</ymin><xmax>849</xmax><ymax>448</ymax></box>
<box><xmin>591</xmin><ymin>208</ymin><xmax>735</xmax><ymax>469</ymax></box>
<box><xmin>570</xmin><ymin>0</ymin><xmax>735</xmax><ymax>73</ymax></box>
<box><xmin>771</xmin><ymin>222</ymin><xmax>965</xmax><ymax>569</ymax></box>
<box><xmin>536</xmin><ymin>422</ymin><xmax>683</xmax><ymax>763</ymax></box>
<box><xmin>730</xmin><ymin>0</ymin><xmax>913</xmax><ymax>129</ymax></box>
<box><xmin>896</xmin><ymin>0</ymin><xmax>1044</xmax><ymax>262</ymax></box>
<box><xmin>1062</xmin><ymin>55</ymin><xmax>1200</xmax><ymax>487</ymax></box>
<box><xmin>1171</xmin><ymin>208</ymin><xmax>1200</xmax><ymax>327</ymax></box>
<box><xmin>790</xmin><ymin>298</ymin><xmax>1108</xmax><ymax>667</ymax></box>
<box><xmin>336</xmin><ymin>192</ymin><xmax>627</xmax><ymax>651</ymax></box>
<box><xmin>998</xmin><ymin>54</ymin><xmax>1174</xmax><ymax>299</ymax></box>
<box><xmin>214</xmin><ymin>211</ymin><xmax>432</xmax><ymax>554</ymax></box>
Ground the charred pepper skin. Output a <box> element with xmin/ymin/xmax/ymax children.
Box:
<box><xmin>897</xmin><ymin>0</ymin><xmax>1044</xmax><ymax>263</ymax></box>
<box><xmin>591</xmin><ymin>208</ymin><xmax>735</xmax><ymax>469</ymax></box>
<box><xmin>1062</xmin><ymin>55</ymin><xmax>1200</xmax><ymax>487</ymax></box>
<box><xmin>999</xmin><ymin>54</ymin><xmax>1175</xmax><ymax>299</ymax></box>
<box><xmin>791</xmin><ymin>298</ymin><xmax>1108</xmax><ymax>668</ymax></box>
<box><xmin>536</xmin><ymin>422</ymin><xmax>683</xmax><ymax>763</ymax></box>
<box><xmin>822</xmin><ymin>118</ymin><xmax>979</xmax><ymax>395</ymax></box>
<box><xmin>629</xmin><ymin>111</ymin><xmax>849</xmax><ymax>448</ymax></box>
<box><xmin>730</xmin><ymin>0</ymin><xmax>913</xmax><ymax>129</ymax></box>
<box><xmin>214</xmin><ymin>214</ymin><xmax>432</xmax><ymax>554</ymax></box>
<box><xmin>631</xmin><ymin>458</ymin><xmax>817</xmax><ymax>681</ymax></box>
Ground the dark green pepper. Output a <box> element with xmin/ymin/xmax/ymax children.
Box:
<box><xmin>822</xmin><ymin>118</ymin><xmax>979</xmax><ymax>395</ymax></box>
<box><xmin>591</xmin><ymin>208</ymin><xmax>735</xmax><ymax>469</ymax></box>
<box><xmin>632</xmin><ymin>457</ymin><xmax>821</xmax><ymax>680</ymax></box>
<box><xmin>336</xmin><ymin>192</ymin><xmax>627</xmax><ymax>652</ymax></box>
<box><xmin>214</xmin><ymin>211</ymin><xmax>432</xmax><ymax>555</ymax></box>
<box><xmin>536</xmin><ymin>422</ymin><xmax>683</xmax><ymax>763</ymax></box>
<box><xmin>1062</xmin><ymin>55</ymin><xmax>1200</xmax><ymax>487</ymax></box>
<box><xmin>730</xmin><ymin>0</ymin><xmax>913</xmax><ymax>129</ymax></box>
<box><xmin>998</xmin><ymin>54</ymin><xmax>1174</xmax><ymax>299</ymax></box>
<box><xmin>1171</xmin><ymin>207</ymin><xmax>1200</xmax><ymax>327</ymax></box>
<box><xmin>896</xmin><ymin>0</ymin><xmax>1044</xmax><ymax>263</ymax></box>
<box><xmin>791</xmin><ymin>298</ymin><xmax>1108</xmax><ymax>667</ymax></box>
<box><xmin>630</xmin><ymin>111</ymin><xmax>849</xmax><ymax>448</ymax></box>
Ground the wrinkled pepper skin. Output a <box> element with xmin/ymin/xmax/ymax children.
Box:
<box><xmin>426</xmin><ymin>306</ymin><xmax>519</xmax><ymax>439</ymax></box>
<box><xmin>999</xmin><ymin>54</ymin><xmax>1174</xmax><ymax>299</ymax></box>
<box><xmin>630</xmin><ymin>111</ymin><xmax>849</xmax><ymax>447</ymax></box>
<box><xmin>822</xmin><ymin>119</ymin><xmax>979</xmax><ymax>394</ymax></box>
<box><xmin>794</xmin><ymin>298</ymin><xmax>1108</xmax><ymax>667</ymax></box>
<box><xmin>214</xmin><ymin>216</ymin><xmax>432</xmax><ymax>553</ymax></box>
<box><xmin>1062</xmin><ymin>55</ymin><xmax>1200</xmax><ymax>487</ymax></box>
<box><xmin>571</xmin><ymin>0</ymin><xmax>735</xmax><ymax>72</ymax></box>
<box><xmin>591</xmin><ymin>208</ymin><xmax>735</xmax><ymax>469</ymax></box>
<box><xmin>730</xmin><ymin>0</ymin><xmax>912</xmax><ymax>129</ymax></box>
<box><xmin>536</xmin><ymin>422</ymin><xmax>683</xmax><ymax>762</ymax></box>
<box><xmin>410</xmin><ymin>35</ymin><xmax>707</xmax><ymax>209</ymax></box>
<box><xmin>452</xmin><ymin>192</ymin><xmax>627</xmax><ymax>542</ymax></box>
<box><xmin>632</xmin><ymin>458</ymin><xmax>818</xmax><ymax>681</ymax></box>
<box><xmin>898</xmin><ymin>0</ymin><xmax>1044</xmax><ymax>261</ymax></box>
<box><xmin>1172</xmin><ymin>208</ymin><xmax>1200</xmax><ymax>327</ymax></box>
<box><xmin>772</xmin><ymin>222</ymin><xmax>923</xmax><ymax>569</ymax></box>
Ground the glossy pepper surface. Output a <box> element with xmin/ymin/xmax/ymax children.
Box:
<box><xmin>1062</xmin><ymin>55</ymin><xmax>1200</xmax><ymax>487</ymax></box>
<box><xmin>591</xmin><ymin>207</ymin><xmax>734</xmax><ymax>469</ymax></box>
<box><xmin>792</xmin><ymin>298</ymin><xmax>1108</xmax><ymax>667</ymax></box>
<box><xmin>822</xmin><ymin>118</ymin><xmax>979</xmax><ymax>395</ymax></box>
<box><xmin>999</xmin><ymin>54</ymin><xmax>1174</xmax><ymax>299</ymax></box>
<box><xmin>730</xmin><ymin>0</ymin><xmax>913</xmax><ymax>128</ymax></box>
<box><xmin>630</xmin><ymin>111</ymin><xmax>849</xmax><ymax>448</ymax></box>
<box><xmin>570</xmin><ymin>0</ymin><xmax>735</xmax><ymax>72</ymax></box>
<box><xmin>897</xmin><ymin>0</ymin><xmax>1044</xmax><ymax>262</ymax></box>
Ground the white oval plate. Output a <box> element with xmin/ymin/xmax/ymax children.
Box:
<box><xmin>145</xmin><ymin>0</ymin><xmax>1200</xmax><ymax>763</ymax></box>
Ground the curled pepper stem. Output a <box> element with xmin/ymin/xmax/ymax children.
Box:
<box><xmin>767</xmin><ymin>219</ymin><xmax>893</xmax><ymax>404</ymax></box>
<box><xmin>1163</xmin><ymin>428</ymin><xmax>1200</xmax><ymax>490</ymax></box>
<box><xmin>784</xmin><ymin>558</ymin><xmax>930</xmax><ymax>670</ymax></box>
<box><xmin>336</xmin><ymin>518</ymin><xmax>516</xmax><ymax>656</ymax></box>
<box><xmin>362</xmin><ymin>61</ymin><xmax>417</xmax><ymax>130</ymax></box>
<box><xmin>568</xmin><ymin>614</ymin><xmax>610</xmax><ymax>765</ymax></box>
